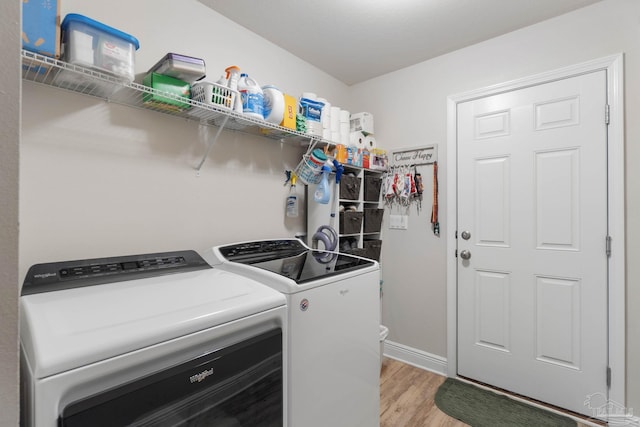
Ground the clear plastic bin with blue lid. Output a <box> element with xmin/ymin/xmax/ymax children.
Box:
<box><xmin>60</xmin><ymin>13</ymin><xmax>140</xmax><ymax>82</ymax></box>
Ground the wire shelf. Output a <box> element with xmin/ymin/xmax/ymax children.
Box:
<box><xmin>20</xmin><ymin>50</ymin><xmax>327</xmax><ymax>152</ymax></box>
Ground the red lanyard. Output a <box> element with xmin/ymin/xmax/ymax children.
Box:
<box><xmin>431</xmin><ymin>162</ymin><xmax>439</xmax><ymax>236</ymax></box>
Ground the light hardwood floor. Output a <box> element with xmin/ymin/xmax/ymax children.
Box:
<box><xmin>379</xmin><ymin>357</ymin><xmax>595</xmax><ymax>427</ymax></box>
<box><xmin>380</xmin><ymin>357</ymin><xmax>467</xmax><ymax>427</ymax></box>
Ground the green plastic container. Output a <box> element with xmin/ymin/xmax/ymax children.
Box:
<box><xmin>142</xmin><ymin>72</ymin><xmax>190</xmax><ymax>111</ymax></box>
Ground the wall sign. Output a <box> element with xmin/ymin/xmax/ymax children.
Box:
<box><xmin>390</xmin><ymin>145</ymin><xmax>438</xmax><ymax>167</ymax></box>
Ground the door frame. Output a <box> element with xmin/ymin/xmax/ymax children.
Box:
<box><xmin>446</xmin><ymin>54</ymin><xmax>625</xmax><ymax>408</ymax></box>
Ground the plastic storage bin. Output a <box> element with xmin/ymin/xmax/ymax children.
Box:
<box><xmin>191</xmin><ymin>81</ymin><xmax>238</xmax><ymax>111</ymax></box>
<box><xmin>61</xmin><ymin>14</ymin><xmax>139</xmax><ymax>82</ymax></box>
<box><xmin>147</xmin><ymin>53</ymin><xmax>206</xmax><ymax>83</ymax></box>
<box><xmin>340</xmin><ymin>175</ymin><xmax>361</xmax><ymax>200</ymax></box>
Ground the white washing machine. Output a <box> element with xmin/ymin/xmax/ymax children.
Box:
<box><xmin>20</xmin><ymin>250</ymin><xmax>287</xmax><ymax>427</ymax></box>
<box><xmin>201</xmin><ymin>239</ymin><xmax>380</xmax><ymax>427</ymax></box>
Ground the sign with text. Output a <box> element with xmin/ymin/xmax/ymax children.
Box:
<box><xmin>390</xmin><ymin>145</ymin><xmax>438</xmax><ymax>167</ymax></box>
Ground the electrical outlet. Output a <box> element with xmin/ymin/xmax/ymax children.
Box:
<box><xmin>389</xmin><ymin>214</ymin><xmax>408</xmax><ymax>230</ymax></box>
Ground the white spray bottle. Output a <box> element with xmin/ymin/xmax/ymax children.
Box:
<box><xmin>286</xmin><ymin>175</ymin><xmax>299</xmax><ymax>217</ymax></box>
<box><xmin>225</xmin><ymin>65</ymin><xmax>243</xmax><ymax>113</ymax></box>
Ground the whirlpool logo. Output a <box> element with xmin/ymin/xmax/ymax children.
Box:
<box><xmin>33</xmin><ymin>272</ymin><xmax>56</xmax><ymax>279</ymax></box>
<box><xmin>189</xmin><ymin>368</ymin><xmax>214</xmax><ymax>384</ymax></box>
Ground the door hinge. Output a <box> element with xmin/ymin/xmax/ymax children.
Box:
<box><xmin>606</xmin><ymin>235</ymin><xmax>612</xmax><ymax>257</ymax></box>
<box><xmin>605</xmin><ymin>104</ymin><xmax>610</xmax><ymax>125</ymax></box>
<box><xmin>606</xmin><ymin>366</ymin><xmax>612</xmax><ymax>388</ymax></box>
<box><xmin>455</xmin><ymin>249</ymin><xmax>458</xmax><ymax>258</ymax></box>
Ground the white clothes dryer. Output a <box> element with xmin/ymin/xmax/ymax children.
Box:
<box><xmin>201</xmin><ymin>239</ymin><xmax>380</xmax><ymax>427</ymax></box>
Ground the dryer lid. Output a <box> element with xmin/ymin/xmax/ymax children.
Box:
<box><xmin>21</xmin><ymin>254</ymin><xmax>285</xmax><ymax>379</ymax></box>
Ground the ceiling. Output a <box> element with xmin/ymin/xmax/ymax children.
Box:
<box><xmin>198</xmin><ymin>0</ymin><xmax>602</xmax><ymax>85</ymax></box>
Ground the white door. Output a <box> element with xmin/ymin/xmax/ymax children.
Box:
<box><xmin>456</xmin><ymin>70</ymin><xmax>608</xmax><ymax>416</ymax></box>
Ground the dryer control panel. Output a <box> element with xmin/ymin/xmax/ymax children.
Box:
<box><xmin>22</xmin><ymin>250</ymin><xmax>211</xmax><ymax>295</ymax></box>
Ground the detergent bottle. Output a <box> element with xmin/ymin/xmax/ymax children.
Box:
<box><xmin>314</xmin><ymin>165</ymin><xmax>331</xmax><ymax>204</ymax></box>
<box><xmin>237</xmin><ymin>73</ymin><xmax>264</xmax><ymax>120</ymax></box>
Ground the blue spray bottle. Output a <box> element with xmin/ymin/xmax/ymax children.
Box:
<box><xmin>314</xmin><ymin>165</ymin><xmax>331</xmax><ymax>204</ymax></box>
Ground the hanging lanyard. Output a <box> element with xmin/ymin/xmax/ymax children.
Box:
<box><xmin>431</xmin><ymin>161</ymin><xmax>439</xmax><ymax>236</ymax></box>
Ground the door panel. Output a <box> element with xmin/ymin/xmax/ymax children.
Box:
<box><xmin>457</xmin><ymin>70</ymin><xmax>608</xmax><ymax>416</ymax></box>
<box><xmin>535</xmin><ymin>149</ymin><xmax>579</xmax><ymax>250</ymax></box>
<box><xmin>475</xmin><ymin>157</ymin><xmax>510</xmax><ymax>246</ymax></box>
<box><xmin>535</xmin><ymin>276</ymin><xmax>581</xmax><ymax>369</ymax></box>
<box><xmin>475</xmin><ymin>270</ymin><xmax>511</xmax><ymax>352</ymax></box>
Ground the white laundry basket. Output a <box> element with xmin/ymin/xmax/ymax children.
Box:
<box><xmin>379</xmin><ymin>325</ymin><xmax>389</xmax><ymax>369</ymax></box>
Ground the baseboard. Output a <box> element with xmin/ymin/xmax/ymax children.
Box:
<box><xmin>605</xmin><ymin>415</ymin><xmax>640</xmax><ymax>427</ymax></box>
<box><xmin>383</xmin><ymin>340</ymin><xmax>447</xmax><ymax>376</ymax></box>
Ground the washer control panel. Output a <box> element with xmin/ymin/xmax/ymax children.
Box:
<box><xmin>219</xmin><ymin>239</ymin><xmax>306</xmax><ymax>261</ymax></box>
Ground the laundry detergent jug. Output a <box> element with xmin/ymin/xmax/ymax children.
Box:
<box><xmin>237</xmin><ymin>73</ymin><xmax>264</xmax><ymax>120</ymax></box>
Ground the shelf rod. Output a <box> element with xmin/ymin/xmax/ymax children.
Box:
<box><xmin>195</xmin><ymin>115</ymin><xmax>229</xmax><ymax>175</ymax></box>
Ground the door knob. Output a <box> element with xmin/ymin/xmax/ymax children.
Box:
<box><xmin>461</xmin><ymin>231</ymin><xmax>471</xmax><ymax>240</ymax></box>
<box><xmin>460</xmin><ymin>250</ymin><xmax>471</xmax><ymax>260</ymax></box>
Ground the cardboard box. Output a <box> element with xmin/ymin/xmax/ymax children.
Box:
<box><xmin>143</xmin><ymin>72</ymin><xmax>191</xmax><ymax>111</ymax></box>
<box><xmin>280</xmin><ymin>94</ymin><xmax>296</xmax><ymax>130</ymax></box>
<box><xmin>369</xmin><ymin>153</ymin><xmax>388</xmax><ymax>171</ymax></box>
<box><xmin>22</xmin><ymin>0</ymin><xmax>61</xmax><ymax>58</ymax></box>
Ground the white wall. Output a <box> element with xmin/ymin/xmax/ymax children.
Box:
<box><xmin>0</xmin><ymin>1</ymin><xmax>20</xmax><ymax>425</ymax></box>
<box><xmin>20</xmin><ymin>0</ymin><xmax>352</xmax><ymax>279</ymax></box>
<box><xmin>350</xmin><ymin>0</ymin><xmax>640</xmax><ymax>412</ymax></box>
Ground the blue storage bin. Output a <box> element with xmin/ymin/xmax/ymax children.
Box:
<box><xmin>61</xmin><ymin>14</ymin><xmax>139</xmax><ymax>81</ymax></box>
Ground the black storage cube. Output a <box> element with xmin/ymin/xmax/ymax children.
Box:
<box><xmin>364</xmin><ymin>176</ymin><xmax>382</xmax><ymax>202</ymax></box>
<box><xmin>339</xmin><ymin>175</ymin><xmax>361</xmax><ymax>200</ymax></box>
<box><xmin>363</xmin><ymin>239</ymin><xmax>382</xmax><ymax>261</ymax></box>
<box><xmin>345</xmin><ymin>247</ymin><xmax>368</xmax><ymax>258</ymax></box>
<box><xmin>339</xmin><ymin>211</ymin><xmax>363</xmax><ymax>234</ymax></box>
<box><xmin>363</xmin><ymin>208</ymin><xmax>384</xmax><ymax>233</ymax></box>
<box><xmin>339</xmin><ymin>236</ymin><xmax>358</xmax><ymax>252</ymax></box>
